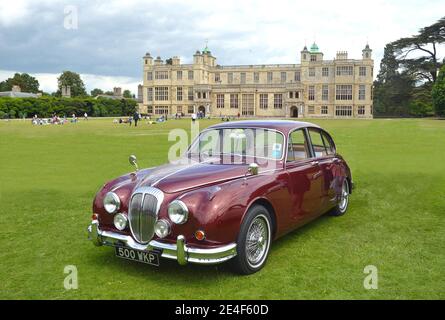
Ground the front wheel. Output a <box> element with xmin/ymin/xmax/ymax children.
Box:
<box><xmin>231</xmin><ymin>205</ymin><xmax>272</xmax><ymax>275</ymax></box>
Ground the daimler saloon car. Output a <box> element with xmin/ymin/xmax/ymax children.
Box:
<box><xmin>88</xmin><ymin>120</ymin><xmax>353</xmax><ymax>274</ymax></box>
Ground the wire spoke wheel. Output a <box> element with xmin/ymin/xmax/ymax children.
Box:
<box><xmin>245</xmin><ymin>215</ymin><xmax>270</xmax><ymax>268</ymax></box>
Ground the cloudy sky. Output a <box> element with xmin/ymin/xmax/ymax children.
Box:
<box><xmin>0</xmin><ymin>0</ymin><xmax>444</xmax><ymax>94</ymax></box>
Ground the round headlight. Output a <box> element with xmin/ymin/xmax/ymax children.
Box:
<box><xmin>103</xmin><ymin>192</ymin><xmax>120</xmax><ymax>214</ymax></box>
<box><xmin>155</xmin><ymin>219</ymin><xmax>171</xmax><ymax>238</ymax></box>
<box><xmin>113</xmin><ymin>213</ymin><xmax>128</xmax><ymax>231</ymax></box>
<box><xmin>168</xmin><ymin>200</ymin><xmax>189</xmax><ymax>224</ymax></box>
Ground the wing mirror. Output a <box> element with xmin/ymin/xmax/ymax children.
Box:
<box><xmin>129</xmin><ymin>155</ymin><xmax>139</xmax><ymax>172</ymax></box>
<box><xmin>247</xmin><ymin>163</ymin><xmax>259</xmax><ymax>176</ymax></box>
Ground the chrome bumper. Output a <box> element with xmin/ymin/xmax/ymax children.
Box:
<box><xmin>87</xmin><ymin>220</ymin><xmax>237</xmax><ymax>265</ymax></box>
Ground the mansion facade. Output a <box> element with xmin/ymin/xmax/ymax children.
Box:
<box><xmin>140</xmin><ymin>43</ymin><xmax>374</xmax><ymax>119</ymax></box>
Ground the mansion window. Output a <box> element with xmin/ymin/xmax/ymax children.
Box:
<box><xmin>308</xmin><ymin>86</ymin><xmax>315</xmax><ymax>101</ymax></box>
<box><xmin>335</xmin><ymin>105</ymin><xmax>352</xmax><ymax>117</ymax></box>
<box><xmin>308</xmin><ymin>106</ymin><xmax>315</xmax><ymax>114</ymax></box>
<box><xmin>228</xmin><ymin>73</ymin><xmax>234</xmax><ymax>84</ymax></box>
<box><xmin>155</xmin><ymin>87</ymin><xmax>169</xmax><ymax>101</ymax></box>
<box><xmin>147</xmin><ymin>106</ymin><xmax>153</xmax><ymax>114</ymax></box>
<box><xmin>254</xmin><ymin>72</ymin><xmax>259</xmax><ymax>83</ymax></box>
<box><xmin>336</xmin><ymin>66</ymin><xmax>353</xmax><ymax>76</ymax></box>
<box><xmin>260</xmin><ymin>94</ymin><xmax>268</xmax><ymax>109</ymax></box>
<box><xmin>241</xmin><ymin>94</ymin><xmax>254</xmax><ymax>116</ymax></box>
<box><xmin>215</xmin><ymin>73</ymin><xmax>220</xmax><ymax>82</ymax></box>
<box><xmin>176</xmin><ymin>87</ymin><xmax>183</xmax><ymax>101</ymax></box>
<box><xmin>177</xmin><ymin>70</ymin><xmax>183</xmax><ymax>80</ymax></box>
<box><xmin>155</xmin><ymin>71</ymin><xmax>169</xmax><ymax>80</ymax></box>
<box><xmin>321</xmin><ymin>105</ymin><xmax>328</xmax><ymax>114</ymax></box>
<box><xmin>177</xmin><ymin>106</ymin><xmax>183</xmax><ymax>114</ymax></box>
<box><xmin>267</xmin><ymin>72</ymin><xmax>273</xmax><ymax>83</ymax></box>
<box><xmin>217</xmin><ymin>94</ymin><xmax>225</xmax><ymax>108</ymax></box>
<box><xmin>310</xmin><ymin>55</ymin><xmax>317</xmax><ymax>62</ymax></box>
<box><xmin>188</xmin><ymin>88</ymin><xmax>194</xmax><ymax>101</ymax></box>
<box><xmin>147</xmin><ymin>88</ymin><xmax>153</xmax><ymax>102</ymax></box>
<box><xmin>359</xmin><ymin>66</ymin><xmax>367</xmax><ymax>76</ymax></box>
<box><xmin>288</xmin><ymin>91</ymin><xmax>299</xmax><ymax>100</ymax></box>
<box><xmin>281</xmin><ymin>72</ymin><xmax>287</xmax><ymax>83</ymax></box>
<box><xmin>358</xmin><ymin>105</ymin><xmax>365</xmax><ymax>115</ymax></box>
<box><xmin>322</xmin><ymin>85</ymin><xmax>329</xmax><ymax>101</ymax></box>
<box><xmin>295</xmin><ymin>71</ymin><xmax>301</xmax><ymax>82</ymax></box>
<box><xmin>359</xmin><ymin>85</ymin><xmax>366</xmax><ymax>100</ymax></box>
<box><xmin>188</xmin><ymin>106</ymin><xmax>194</xmax><ymax>114</ymax></box>
<box><xmin>322</xmin><ymin>67</ymin><xmax>329</xmax><ymax>77</ymax></box>
<box><xmin>188</xmin><ymin>70</ymin><xmax>194</xmax><ymax>80</ymax></box>
<box><xmin>154</xmin><ymin>106</ymin><xmax>169</xmax><ymax>114</ymax></box>
<box><xmin>147</xmin><ymin>72</ymin><xmax>153</xmax><ymax>81</ymax></box>
<box><xmin>309</xmin><ymin>67</ymin><xmax>315</xmax><ymax>77</ymax></box>
<box><xmin>241</xmin><ymin>72</ymin><xmax>246</xmax><ymax>84</ymax></box>
<box><xmin>336</xmin><ymin>85</ymin><xmax>353</xmax><ymax>100</ymax></box>
<box><xmin>274</xmin><ymin>94</ymin><xmax>283</xmax><ymax>109</ymax></box>
<box><xmin>230</xmin><ymin>94</ymin><xmax>239</xmax><ymax>108</ymax></box>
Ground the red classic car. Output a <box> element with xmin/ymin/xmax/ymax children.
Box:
<box><xmin>88</xmin><ymin>120</ymin><xmax>353</xmax><ymax>274</ymax></box>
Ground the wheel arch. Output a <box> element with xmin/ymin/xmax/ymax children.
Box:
<box><xmin>243</xmin><ymin>197</ymin><xmax>278</xmax><ymax>240</ymax></box>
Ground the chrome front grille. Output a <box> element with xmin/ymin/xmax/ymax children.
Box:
<box><xmin>128</xmin><ymin>187</ymin><xmax>164</xmax><ymax>244</ymax></box>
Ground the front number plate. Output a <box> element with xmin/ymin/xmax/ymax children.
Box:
<box><xmin>115</xmin><ymin>246</ymin><xmax>160</xmax><ymax>266</ymax></box>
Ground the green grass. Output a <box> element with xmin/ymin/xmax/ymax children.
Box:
<box><xmin>0</xmin><ymin>117</ymin><xmax>444</xmax><ymax>299</ymax></box>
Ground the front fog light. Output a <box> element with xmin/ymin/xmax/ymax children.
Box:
<box><xmin>104</xmin><ymin>192</ymin><xmax>120</xmax><ymax>214</ymax></box>
<box><xmin>155</xmin><ymin>219</ymin><xmax>171</xmax><ymax>238</ymax></box>
<box><xmin>113</xmin><ymin>213</ymin><xmax>128</xmax><ymax>231</ymax></box>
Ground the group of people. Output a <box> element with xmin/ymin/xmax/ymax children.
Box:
<box><xmin>31</xmin><ymin>112</ymin><xmax>89</xmax><ymax>125</ymax></box>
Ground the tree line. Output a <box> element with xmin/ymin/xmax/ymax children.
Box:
<box><xmin>0</xmin><ymin>71</ymin><xmax>135</xmax><ymax>99</ymax></box>
<box><xmin>0</xmin><ymin>96</ymin><xmax>137</xmax><ymax>119</ymax></box>
<box><xmin>374</xmin><ymin>17</ymin><xmax>445</xmax><ymax>117</ymax></box>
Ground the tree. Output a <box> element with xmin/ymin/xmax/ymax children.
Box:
<box><xmin>57</xmin><ymin>71</ymin><xmax>87</xmax><ymax>97</ymax></box>
<box><xmin>90</xmin><ymin>88</ymin><xmax>103</xmax><ymax>97</ymax></box>
<box><xmin>0</xmin><ymin>73</ymin><xmax>40</xmax><ymax>93</ymax></box>
<box><xmin>104</xmin><ymin>91</ymin><xmax>114</xmax><ymax>96</ymax></box>
<box><xmin>123</xmin><ymin>90</ymin><xmax>132</xmax><ymax>99</ymax></box>
<box><xmin>392</xmin><ymin>17</ymin><xmax>445</xmax><ymax>83</ymax></box>
<box><xmin>373</xmin><ymin>44</ymin><xmax>415</xmax><ymax>116</ymax></box>
<box><xmin>432</xmin><ymin>64</ymin><xmax>445</xmax><ymax>117</ymax></box>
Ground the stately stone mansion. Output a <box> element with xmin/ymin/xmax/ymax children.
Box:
<box><xmin>139</xmin><ymin>43</ymin><xmax>374</xmax><ymax>118</ymax></box>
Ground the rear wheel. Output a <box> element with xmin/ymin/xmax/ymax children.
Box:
<box><xmin>329</xmin><ymin>179</ymin><xmax>350</xmax><ymax>216</ymax></box>
<box><xmin>231</xmin><ymin>205</ymin><xmax>272</xmax><ymax>275</ymax></box>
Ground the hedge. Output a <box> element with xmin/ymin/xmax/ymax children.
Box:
<box><xmin>0</xmin><ymin>96</ymin><xmax>138</xmax><ymax>119</ymax></box>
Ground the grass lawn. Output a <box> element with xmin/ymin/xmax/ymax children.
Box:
<box><xmin>0</xmin><ymin>117</ymin><xmax>444</xmax><ymax>299</ymax></box>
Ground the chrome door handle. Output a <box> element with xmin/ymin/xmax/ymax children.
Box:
<box><xmin>311</xmin><ymin>161</ymin><xmax>319</xmax><ymax>166</ymax></box>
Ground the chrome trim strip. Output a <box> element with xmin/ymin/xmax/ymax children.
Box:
<box><xmin>88</xmin><ymin>221</ymin><xmax>237</xmax><ymax>265</ymax></box>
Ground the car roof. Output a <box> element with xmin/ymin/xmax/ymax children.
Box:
<box><xmin>208</xmin><ymin>120</ymin><xmax>321</xmax><ymax>135</ymax></box>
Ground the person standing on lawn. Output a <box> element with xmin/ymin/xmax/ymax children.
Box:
<box><xmin>133</xmin><ymin>111</ymin><xmax>140</xmax><ymax>127</ymax></box>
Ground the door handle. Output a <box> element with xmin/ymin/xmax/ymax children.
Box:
<box><xmin>311</xmin><ymin>161</ymin><xmax>319</xmax><ymax>166</ymax></box>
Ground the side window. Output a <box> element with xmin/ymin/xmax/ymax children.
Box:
<box><xmin>287</xmin><ymin>129</ymin><xmax>309</xmax><ymax>161</ymax></box>
<box><xmin>308</xmin><ymin>128</ymin><xmax>328</xmax><ymax>157</ymax></box>
<box><xmin>321</xmin><ymin>131</ymin><xmax>336</xmax><ymax>155</ymax></box>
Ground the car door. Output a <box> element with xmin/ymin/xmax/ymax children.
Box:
<box><xmin>285</xmin><ymin>128</ymin><xmax>325</xmax><ymax>224</ymax></box>
<box><xmin>307</xmin><ymin>128</ymin><xmax>337</xmax><ymax>212</ymax></box>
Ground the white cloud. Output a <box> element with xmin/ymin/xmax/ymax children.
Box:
<box><xmin>0</xmin><ymin>0</ymin><xmax>444</xmax><ymax>80</ymax></box>
<box><xmin>0</xmin><ymin>0</ymin><xmax>30</xmax><ymax>26</ymax></box>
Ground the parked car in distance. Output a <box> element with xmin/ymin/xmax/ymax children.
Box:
<box><xmin>88</xmin><ymin>120</ymin><xmax>353</xmax><ymax>274</ymax></box>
